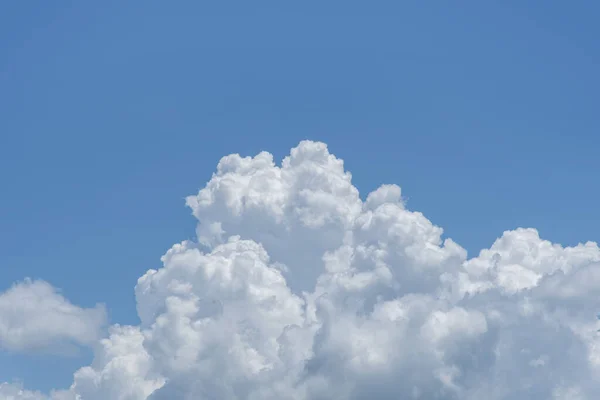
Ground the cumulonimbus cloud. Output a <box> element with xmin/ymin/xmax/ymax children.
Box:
<box><xmin>4</xmin><ymin>141</ymin><xmax>600</xmax><ymax>399</ymax></box>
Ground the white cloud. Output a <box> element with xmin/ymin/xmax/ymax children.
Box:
<box><xmin>0</xmin><ymin>279</ymin><xmax>106</xmax><ymax>354</ymax></box>
<box><xmin>0</xmin><ymin>382</ymin><xmax>46</xmax><ymax>400</ymax></box>
<box><xmin>4</xmin><ymin>140</ymin><xmax>600</xmax><ymax>399</ymax></box>
<box><xmin>63</xmin><ymin>325</ymin><xmax>164</xmax><ymax>400</ymax></box>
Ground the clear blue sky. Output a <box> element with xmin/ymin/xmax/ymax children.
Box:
<box><xmin>1</xmin><ymin>0</ymin><xmax>599</xmax><ymax>393</ymax></box>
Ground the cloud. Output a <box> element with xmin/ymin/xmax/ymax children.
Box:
<box><xmin>3</xmin><ymin>140</ymin><xmax>600</xmax><ymax>399</ymax></box>
<box><xmin>61</xmin><ymin>325</ymin><xmax>164</xmax><ymax>400</ymax></box>
<box><xmin>0</xmin><ymin>382</ymin><xmax>46</xmax><ymax>400</ymax></box>
<box><xmin>0</xmin><ymin>279</ymin><xmax>107</xmax><ymax>354</ymax></box>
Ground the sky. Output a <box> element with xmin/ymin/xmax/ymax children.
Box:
<box><xmin>1</xmin><ymin>1</ymin><xmax>600</xmax><ymax>399</ymax></box>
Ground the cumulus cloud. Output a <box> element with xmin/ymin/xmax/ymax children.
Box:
<box><xmin>4</xmin><ymin>140</ymin><xmax>600</xmax><ymax>399</ymax></box>
<box><xmin>0</xmin><ymin>279</ymin><xmax>107</xmax><ymax>354</ymax></box>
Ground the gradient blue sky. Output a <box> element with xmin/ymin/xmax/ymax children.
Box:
<box><xmin>1</xmin><ymin>0</ymin><xmax>599</xmax><ymax>393</ymax></box>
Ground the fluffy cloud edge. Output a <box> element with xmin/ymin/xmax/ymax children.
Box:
<box><xmin>0</xmin><ymin>279</ymin><xmax>107</xmax><ymax>355</ymax></box>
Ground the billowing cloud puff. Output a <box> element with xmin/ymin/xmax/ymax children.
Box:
<box><xmin>4</xmin><ymin>141</ymin><xmax>600</xmax><ymax>399</ymax></box>
<box><xmin>0</xmin><ymin>280</ymin><xmax>107</xmax><ymax>354</ymax></box>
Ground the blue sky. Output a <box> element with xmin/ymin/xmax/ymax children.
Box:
<box><xmin>1</xmin><ymin>0</ymin><xmax>599</xmax><ymax>394</ymax></box>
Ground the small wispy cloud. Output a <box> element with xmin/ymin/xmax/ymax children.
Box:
<box><xmin>0</xmin><ymin>279</ymin><xmax>106</xmax><ymax>355</ymax></box>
